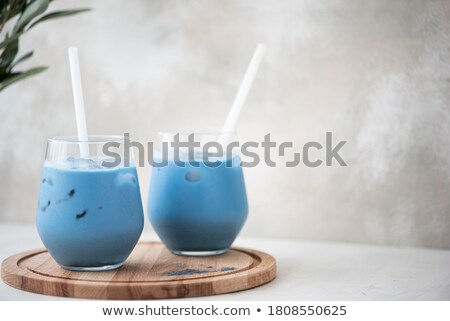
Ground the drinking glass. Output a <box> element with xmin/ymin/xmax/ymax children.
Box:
<box><xmin>36</xmin><ymin>135</ymin><xmax>144</xmax><ymax>271</ymax></box>
<box><xmin>147</xmin><ymin>131</ymin><xmax>248</xmax><ymax>256</ymax></box>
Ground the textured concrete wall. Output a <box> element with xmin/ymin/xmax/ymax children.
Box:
<box><xmin>1</xmin><ymin>0</ymin><xmax>449</xmax><ymax>248</ymax></box>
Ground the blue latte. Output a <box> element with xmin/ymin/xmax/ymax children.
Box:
<box><xmin>148</xmin><ymin>156</ymin><xmax>248</xmax><ymax>255</ymax></box>
<box><xmin>36</xmin><ymin>158</ymin><xmax>144</xmax><ymax>270</ymax></box>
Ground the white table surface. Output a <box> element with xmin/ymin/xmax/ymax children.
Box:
<box><xmin>0</xmin><ymin>223</ymin><xmax>449</xmax><ymax>301</ymax></box>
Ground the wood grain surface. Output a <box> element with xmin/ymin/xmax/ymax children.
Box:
<box><xmin>1</xmin><ymin>242</ymin><xmax>276</xmax><ymax>299</ymax></box>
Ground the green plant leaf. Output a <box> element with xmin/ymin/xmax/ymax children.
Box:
<box><xmin>0</xmin><ymin>31</ymin><xmax>24</xmax><ymax>50</ymax></box>
<box><xmin>14</xmin><ymin>0</ymin><xmax>50</xmax><ymax>32</ymax></box>
<box><xmin>0</xmin><ymin>66</ymin><xmax>47</xmax><ymax>91</ymax></box>
<box><xmin>8</xmin><ymin>51</ymin><xmax>34</xmax><ymax>71</ymax></box>
<box><xmin>0</xmin><ymin>1</ymin><xmax>90</xmax><ymax>92</ymax></box>
<box><xmin>28</xmin><ymin>8</ymin><xmax>91</xmax><ymax>29</ymax></box>
<box><xmin>0</xmin><ymin>39</ymin><xmax>19</xmax><ymax>74</ymax></box>
<box><xmin>0</xmin><ymin>0</ymin><xmax>28</xmax><ymax>23</ymax></box>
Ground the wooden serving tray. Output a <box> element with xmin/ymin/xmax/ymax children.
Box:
<box><xmin>1</xmin><ymin>242</ymin><xmax>276</xmax><ymax>299</ymax></box>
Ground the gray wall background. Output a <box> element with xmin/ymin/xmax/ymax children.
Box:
<box><xmin>1</xmin><ymin>0</ymin><xmax>449</xmax><ymax>249</ymax></box>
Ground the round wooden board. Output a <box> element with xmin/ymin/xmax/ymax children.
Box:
<box><xmin>1</xmin><ymin>242</ymin><xmax>276</xmax><ymax>299</ymax></box>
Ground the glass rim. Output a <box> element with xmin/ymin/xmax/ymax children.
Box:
<box><xmin>47</xmin><ymin>135</ymin><xmax>126</xmax><ymax>144</ymax></box>
<box><xmin>157</xmin><ymin>130</ymin><xmax>237</xmax><ymax>137</ymax></box>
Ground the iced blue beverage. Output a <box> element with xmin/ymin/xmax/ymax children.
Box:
<box><xmin>148</xmin><ymin>155</ymin><xmax>248</xmax><ymax>256</ymax></box>
<box><xmin>36</xmin><ymin>136</ymin><xmax>144</xmax><ymax>271</ymax></box>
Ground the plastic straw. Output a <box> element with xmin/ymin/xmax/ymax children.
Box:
<box><xmin>68</xmin><ymin>47</ymin><xmax>89</xmax><ymax>158</ymax></box>
<box><xmin>221</xmin><ymin>43</ymin><xmax>266</xmax><ymax>134</ymax></box>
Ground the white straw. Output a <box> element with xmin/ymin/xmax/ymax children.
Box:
<box><xmin>221</xmin><ymin>43</ymin><xmax>266</xmax><ymax>134</ymax></box>
<box><xmin>68</xmin><ymin>47</ymin><xmax>89</xmax><ymax>158</ymax></box>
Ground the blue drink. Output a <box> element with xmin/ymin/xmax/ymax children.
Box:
<box><xmin>148</xmin><ymin>154</ymin><xmax>248</xmax><ymax>256</ymax></box>
<box><xmin>36</xmin><ymin>136</ymin><xmax>144</xmax><ymax>271</ymax></box>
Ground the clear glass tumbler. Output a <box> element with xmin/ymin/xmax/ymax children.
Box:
<box><xmin>36</xmin><ymin>135</ymin><xmax>144</xmax><ymax>271</ymax></box>
<box><xmin>147</xmin><ymin>131</ymin><xmax>248</xmax><ymax>256</ymax></box>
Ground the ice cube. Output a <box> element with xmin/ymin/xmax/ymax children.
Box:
<box><xmin>65</xmin><ymin>157</ymin><xmax>103</xmax><ymax>169</ymax></box>
<box><xmin>185</xmin><ymin>170</ymin><xmax>201</xmax><ymax>182</ymax></box>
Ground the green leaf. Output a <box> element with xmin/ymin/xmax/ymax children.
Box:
<box><xmin>9</xmin><ymin>51</ymin><xmax>34</xmax><ymax>71</ymax></box>
<box><xmin>0</xmin><ymin>66</ymin><xmax>47</xmax><ymax>91</ymax></box>
<box><xmin>0</xmin><ymin>31</ymin><xmax>24</xmax><ymax>50</ymax></box>
<box><xmin>0</xmin><ymin>39</ymin><xmax>19</xmax><ymax>74</ymax></box>
<box><xmin>28</xmin><ymin>8</ymin><xmax>91</xmax><ymax>29</ymax></box>
<box><xmin>0</xmin><ymin>0</ymin><xmax>28</xmax><ymax>23</ymax></box>
<box><xmin>14</xmin><ymin>0</ymin><xmax>50</xmax><ymax>32</ymax></box>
